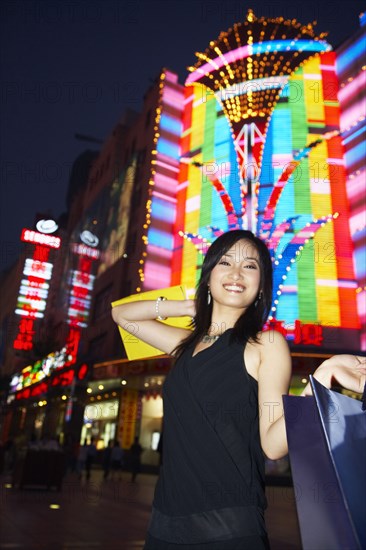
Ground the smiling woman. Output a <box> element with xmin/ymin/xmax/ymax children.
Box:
<box><xmin>171</xmin><ymin>230</ymin><xmax>273</xmax><ymax>360</ymax></box>
<box><xmin>111</xmin><ymin>229</ymin><xmax>366</xmax><ymax>549</ymax></box>
<box><xmin>208</xmin><ymin>240</ymin><xmax>261</xmax><ymax>319</ymax></box>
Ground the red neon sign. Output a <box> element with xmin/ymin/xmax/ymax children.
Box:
<box><xmin>21</xmin><ymin>228</ymin><xmax>61</xmax><ymax>249</ymax></box>
<box><xmin>64</xmin><ymin>328</ymin><xmax>81</xmax><ymax>366</ymax></box>
<box><xmin>13</xmin><ymin>318</ymin><xmax>36</xmax><ymax>351</ymax></box>
<box><xmin>266</xmin><ymin>319</ymin><xmax>323</xmax><ymax>346</ymax></box>
<box><xmin>14</xmin><ymin>229</ymin><xmax>61</xmax><ymax>350</ymax></box>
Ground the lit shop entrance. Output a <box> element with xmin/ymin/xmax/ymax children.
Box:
<box><xmin>81</xmin><ymin>399</ymin><xmax>119</xmax><ymax>448</ymax></box>
<box><xmin>85</xmin><ymin>372</ymin><xmax>166</xmax><ymax>467</ymax></box>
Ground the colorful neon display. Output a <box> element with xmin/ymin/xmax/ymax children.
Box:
<box><xmin>9</xmin><ymin>361</ymin><xmax>87</xmax><ymax>401</ymax></box>
<box><xmin>142</xmin><ymin>12</ymin><xmax>363</xmax><ymax>350</ymax></box>
<box><xmin>186</xmin><ymin>10</ymin><xmax>332</xmax><ymax>233</ymax></box>
<box><xmin>10</xmin><ymin>346</ymin><xmax>74</xmax><ymax>393</ymax></box>
<box><xmin>9</xmin><ymin>327</ymin><xmax>83</xmax><ymax>401</ymax></box>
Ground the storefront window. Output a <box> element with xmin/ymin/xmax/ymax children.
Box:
<box><xmin>81</xmin><ymin>399</ymin><xmax>118</xmax><ymax>449</ymax></box>
<box><xmin>139</xmin><ymin>395</ymin><xmax>163</xmax><ymax>466</ymax></box>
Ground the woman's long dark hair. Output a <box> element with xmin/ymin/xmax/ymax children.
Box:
<box><xmin>174</xmin><ymin>230</ymin><xmax>273</xmax><ymax>358</ymax></box>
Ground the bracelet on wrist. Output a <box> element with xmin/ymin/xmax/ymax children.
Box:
<box><xmin>155</xmin><ymin>296</ymin><xmax>167</xmax><ymax>321</ymax></box>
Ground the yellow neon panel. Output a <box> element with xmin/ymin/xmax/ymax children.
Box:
<box><xmin>185</xmin><ymin>163</ymin><xmax>202</xmax><ymax>233</ymax></box>
<box><xmin>190</xmin><ymin>89</ymin><xmax>207</xmax><ymax>151</ymax></box>
<box><xmin>303</xmin><ymin>58</ymin><xmax>324</xmax><ymax>124</ymax></box>
<box><xmin>316</xmin><ymin>285</ymin><xmax>341</xmax><ymax>326</ymax></box>
<box><xmin>309</xmin><ymin>141</ymin><xmax>332</xmax><ymax>218</ymax></box>
<box><xmin>181</xmin><ymin>242</ymin><xmax>199</xmax><ymax>290</ymax></box>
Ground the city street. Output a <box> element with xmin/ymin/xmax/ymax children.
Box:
<box><xmin>0</xmin><ymin>469</ymin><xmax>302</xmax><ymax>549</ymax></box>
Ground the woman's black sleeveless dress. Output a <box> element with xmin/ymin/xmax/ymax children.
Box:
<box><xmin>144</xmin><ymin>330</ymin><xmax>270</xmax><ymax>549</ymax></box>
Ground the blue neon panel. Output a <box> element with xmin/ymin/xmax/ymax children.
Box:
<box><xmin>215</xmin><ymin>142</ymin><xmax>230</xmax><ymax>160</ymax></box>
<box><xmin>344</xmin><ymin>141</ymin><xmax>366</xmax><ymax>165</ymax></box>
<box><xmin>277</xmin><ymin>294</ymin><xmax>298</xmax><ymax>324</ymax></box>
<box><xmin>227</xmin><ymin>142</ymin><xmax>242</xmax><ymax>223</ymax></box>
<box><xmin>157</xmin><ymin>138</ymin><xmax>180</xmax><ymax>159</ymax></box>
<box><xmin>336</xmin><ymin>35</ymin><xmax>366</xmax><ymax>73</ymax></box>
<box><xmin>354</xmin><ymin>244</ymin><xmax>366</xmax><ymax>279</ymax></box>
<box><xmin>252</xmin><ymin>40</ymin><xmax>329</xmax><ymax>55</ymax></box>
<box><xmin>342</xmin><ymin>126</ymin><xmax>365</xmax><ymax>146</ymax></box>
<box><xmin>159</xmin><ymin>114</ymin><xmax>182</xmax><ymax>136</ymax></box>
<box><xmin>148</xmin><ymin>228</ymin><xmax>173</xmax><ymax>249</ymax></box>
<box><xmin>215</xmin><ymin>117</ymin><xmax>231</xmax><ymax>145</ymax></box>
<box><xmin>151</xmin><ymin>199</ymin><xmax>176</xmax><ymax>223</ymax></box>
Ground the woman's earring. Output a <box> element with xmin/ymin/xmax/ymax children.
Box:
<box><xmin>207</xmin><ymin>288</ymin><xmax>211</xmax><ymax>305</ymax></box>
<box><xmin>254</xmin><ymin>290</ymin><xmax>263</xmax><ymax>308</ymax></box>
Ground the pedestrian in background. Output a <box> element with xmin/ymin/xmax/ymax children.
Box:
<box><xmin>3</xmin><ymin>439</ymin><xmax>17</xmax><ymax>473</ymax></box>
<box><xmin>110</xmin><ymin>440</ymin><xmax>124</xmax><ymax>480</ymax></box>
<box><xmin>129</xmin><ymin>437</ymin><xmax>143</xmax><ymax>483</ymax></box>
<box><xmin>85</xmin><ymin>437</ymin><xmax>97</xmax><ymax>480</ymax></box>
<box><xmin>103</xmin><ymin>439</ymin><xmax>113</xmax><ymax>480</ymax></box>
<box><xmin>77</xmin><ymin>440</ymin><xmax>88</xmax><ymax>479</ymax></box>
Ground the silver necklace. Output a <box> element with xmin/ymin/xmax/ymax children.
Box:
<box><xmin>201</xmin><ymin>334</ymin><xmax>222</xmax><ymax>343</ymax></box>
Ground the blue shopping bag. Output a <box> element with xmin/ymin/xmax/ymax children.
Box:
<box><xmin>283</xmin><ymin>376</ymin><xmax>366</xmax><ymax>550</ymax></box>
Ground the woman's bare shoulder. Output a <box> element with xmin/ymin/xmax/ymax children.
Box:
<box><xmin>256</xmin><ymin>329</ymin><xmax>289</xmax><ymax>351</ymax></box>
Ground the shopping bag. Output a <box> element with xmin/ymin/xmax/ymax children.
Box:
<box><xmin>283</xmin><ymin>376</ymin><xmax>366</xmax><ymax>550</ymax></box>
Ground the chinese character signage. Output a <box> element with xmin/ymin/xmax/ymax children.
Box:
<box><xmin>67</xmin><ymin>238</ymin><xmax>100</xmax><ymax>329</ymax></box>
<box><xmin>13</xmin><ymin>226</ymin><xmax>60</xmax><ymax>351</ymax></box>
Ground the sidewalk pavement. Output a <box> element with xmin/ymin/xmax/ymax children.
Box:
<box><xmin>0</xmin><ymin>469</ymin><xmax>302</xmax><ymax>549</ymax></box>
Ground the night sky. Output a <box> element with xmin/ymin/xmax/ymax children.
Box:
<box><xmin>1</xmin><ymin>0</ymin><xmax>364</xmax><ymax>272</ymax></box>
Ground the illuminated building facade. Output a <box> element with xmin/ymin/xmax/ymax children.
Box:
<box><xmin>142</xmin><ymin>11</ymin><xmax>365</xmax><ymax>352</ymax></box>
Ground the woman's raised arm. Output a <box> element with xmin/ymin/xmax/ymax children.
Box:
<box><xmin>111</xmin><ymin>298</ymin><xmax>195</xmax><ymax>355</ymax></box>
